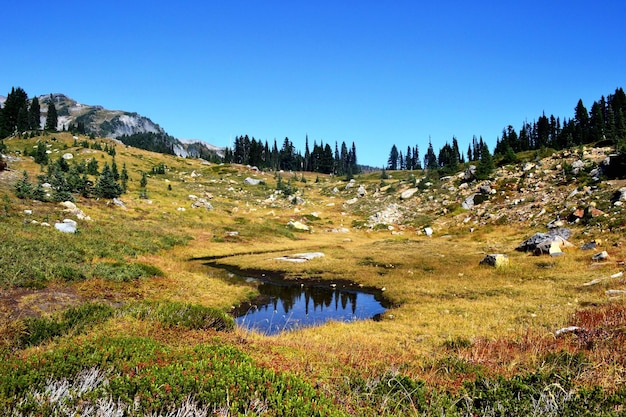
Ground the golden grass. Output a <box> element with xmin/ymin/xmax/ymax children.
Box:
<box><xmin>3</xmin><ymin>132</ymin><xmax>626</xmax><ymax>393</ymax></box>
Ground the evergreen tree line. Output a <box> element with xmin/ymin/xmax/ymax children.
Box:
<box><xmin>0</xmin><ymin>87</ymin><xmax>59</xmax><ymax>137</ymax></box>
<box><xmin>387</xmin><ymin>135</ymin><xmax>490</xmax><ymax>174</ymax></box>
<box><xmin>15</xmin><ymin>146</ymin><xmax>132</xmax><ymax>202</ymax></box>
<box><xmin>494</xmin><ymin>87</ymin><xmax>626</xmax><ymax>156</ymax></box>
<box><xmin>117</xmin><ymin>132</ymin><xmax>177</xmax><ymax>156</ymax></box>
<box><xmin>224</xmin><ymin>135</ymin><xmax>359</xmax><ymax>176</ymax></box>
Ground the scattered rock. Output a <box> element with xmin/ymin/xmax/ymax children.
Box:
<box><xmin>555</xmin><ymin>326</ymin><xmax>583</xmax><ymax>337</ymax></box>
<box><xmin>464</xmin><ymin>165</ymin><xmax>476</xmax><ymax>180</ymax></box>
<box><xmin>480</xmin><ymin>254</ymin><xmax>509</xmax><ymax>268</ymax></box>
<box><xmin>368</xmin><ymin>204</ymin><xmax>402</xmax><ymax>227</ymax></box>
<box><xmin>592</xmin><ymin>251</ymin><xmax>609</xmax><ymax>261</ymax></box>
<box><xmin>191</xmin><ymin>198</ymin><xmax>213</xmax><ymax>209</ymax></box>
<box><xmin>54</xmin><ymin>219</ymin><xmax>77</xmax><ymax>233</ymax></box>
<box><xmin>60</xmin><ymin>201</ymin><xmax>91</xmax><ymax>221</ymax></box>
<box><xmin>244</xmin><ymin>177</ymin><xmax>262</xmax><ymax>185</ymax></box>
<box><xmin>274</xmin><ymin>252</ymin><xmax>324</xmax><ymax>262</ymax></box>
<box><xmin>287</xmin><ymin>220</ymin><xmax>310</xmax><ymax>232</ymax></box>
<box><xmin>479</xmin><ymin>184</ymin><xmax>492</xmax><ymax>195</ymax></box>
<box><xmin>462</xmin><ymin>194</ymin><xmax>476</xmax><ymax>210</ymax></box>
<box><xmin>581</xmin><ymin>241</ymin><xmax>597</xmax><ymax>251</ymax></box>
<box><xmin>112</xmin><ymin>198</ymin><xmax>126</xmax><ymax>209</ymax></box>
<box><xmin>357</xmin><ymin>185</ymin><xmax>367</xmax><ymax>197</ymax></box>
<box><xmin>344</xmin><ymin>197</ymin><xmax>358</xmax><ymax>205</ymax></box>
<box><xmin>516</xmin><ymin>228</ymin><xmax>572</xmax><ymax>253</ymax></box>
<box><xmin>424</xmin><ymin>227</ymin><xmax>433</xmax><ymax>237</ymax></box>
<box><xmin>291</xmin><ymin>196</ymin><xmax>305</xmax><ymax>205</ymax></box>
<box><xmin>62</xmin><ymin>153</ymin><xmax>73</xmax><ymax>160</ymax></box>
<box><xmin>401</xmin><ymin>188</ymin><xmax>418</xmax><ymax>200</ymax></box>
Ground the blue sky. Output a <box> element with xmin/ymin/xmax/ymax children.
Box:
<box><xmin>2</xmin><ymin>1</ymin><xmax>625</xmax><ymax>167</ymax></box>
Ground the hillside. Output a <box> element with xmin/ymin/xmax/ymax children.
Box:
<box><xmin>1</xmin><ymin>132</ymin><xmax>626</xmax><ymax>415</ymax></box>
<box><xmin>0</xmin><ymin>92</ymin><xmax>225</xmax><ymax>159</ymax></box>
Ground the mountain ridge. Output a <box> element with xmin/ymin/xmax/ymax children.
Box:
<box><xmin>0</xmin><ymin>93</ymin><xmax>225</xmax><ymax>159</ymax></box>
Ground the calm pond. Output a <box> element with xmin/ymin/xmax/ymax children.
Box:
<box><xmin>226</xmin><ymin>272</ymin><xmax>388</xmax><ymax>335</ymax></box>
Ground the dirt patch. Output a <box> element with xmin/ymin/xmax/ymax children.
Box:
<box><xmin>0</xmin><ymin>285</ymin><xmax>82</xmax><ymax>320</ymax></box>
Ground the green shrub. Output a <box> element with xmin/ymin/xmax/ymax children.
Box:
<box><xmin>0</xmin><ymin>337</ymin><xmax>346</xmax><ymax>416</ymax></box>
<box><xmin>91</xmin><ymin>262</ymin><xmax>164</xmax><ymax>282</ymax></box>
<box><xmin>125</xmin><ymin>301</ymin><xmax>235</xmax><ymax>332</ymax></box>
<box><xmin>18</xmin><ymin>302</ymin><xmax>114</xmax><ymax>347</ymax></box>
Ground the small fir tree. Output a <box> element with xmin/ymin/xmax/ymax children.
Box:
<box><xmin>14</xmin><ymin>171</ymin><xmax>33</xmax><ymax>199</ymax></box>
<box><xmin>45</xmin><ymin>95</ymin><xmax>58</xmax><ymax>131</ymax></box>
<box><xmin>94</xmin><ymin>163</ymin><xmax>122</xmax><ymax>199</ymax></box>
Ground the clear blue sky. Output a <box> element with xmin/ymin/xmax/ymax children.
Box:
<box><xmin>2</xmin><ymin>0</ymin><xmax>624</xmax><ymax>167</ymax></box>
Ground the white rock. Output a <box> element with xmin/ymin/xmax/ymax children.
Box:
<box><xmin>62</xmin><ymin>153</ymin><xmax>73</xmax><ymax>160</ymax></box>
<box><xmin>54</xmin><ymin>219</ymin><xmax>77</xmax><ymax>233</ymax></box>
<box><xmin>287</xmin><ymin>220</ymin><xmax>310</xmax><ymax>231</ymax></box>
<box><xmin>424</xmin><ymin>227</ymin><xmax>433</xmax><ymax>237</ymax></box>
<box><xmin>401</xmin><ymin>188</ymin><xmax>418</xmax><ymax>200</ymax></box>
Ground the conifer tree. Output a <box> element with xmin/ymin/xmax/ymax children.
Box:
<box><xmin>387</xmin><ymin>145</ymin><xmax>399</xmax><ymax>170</ymax></box>
<box><xmin>475</xmin><ymin>142</ymin><xmax>494</xmax><ymax>180</ymax></box>
<box><xmin>45</xmin><ymin>95</ymin><xmax>58</xmax><ymax>131</ymax></box>
<box><xmin>121</xmin><ymin>163</ymin><xmax>129</xmax><ymax>193</ymax></box>
<box><xmin>94</xmin><ymin>162</ymin><xmax>122</xmax><ymax>199</ymax></box>
<box><xmin>29</xmin><ymin>97</ymin><xmax>41</xmax><ymax>130</ymax></box>
<box><xmin>14</xmin><ymin>171</ymin><xmax>33</xmax><ymax>199</ymax></box>
<box><xmin>424</xmin><ymin>140</ymin><xmax>438</xmax><ymax>170</ymax></box>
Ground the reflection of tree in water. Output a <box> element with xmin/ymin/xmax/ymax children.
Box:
<box><xmin>257</xmin><ymin>283</ymin><xmax>359</xmax><ymax>316</ymax></box>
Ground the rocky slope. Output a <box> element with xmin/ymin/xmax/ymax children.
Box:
<box><xmin>1</xmin><ymin>93</ymin><xmax>224</xmax><ymax>159</ymax></box>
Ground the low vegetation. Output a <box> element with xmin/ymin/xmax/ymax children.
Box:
<box><xmin>1</xmin><ymin>132</ymin><xmax>625</xmax><ymax>415</ymax></box>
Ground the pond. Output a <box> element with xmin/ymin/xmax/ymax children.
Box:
<box><xmin>227</xmin><ymin>272</ymin><xmax>388</xmax><ymax>335</ymax></box>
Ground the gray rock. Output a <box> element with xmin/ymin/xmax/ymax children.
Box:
<box><xmin>592</xmin><ymin>251</ymin><xmax>609</xmax><ymax>261</ymax></box>
<box><xmin>480</xmin><ymin>254</ymin><xmax>509</xmax><ymax>267</ymax></box>
<box><xmin>113</xmin><ymin>198</ymin><xmax>126</xmax><ymax>209</ymax></box>
<box><xmin>244</xmin><ymin>177</ymin><xmax>262</xmax><ymax>185</ymax></box>
<box><xmin>191</xmin><ymin>198</ymin><xmax>213</xmax><ymax>209</ymax></box>
<box><xmin>464</xmin><ymin>165</ymin><xmax>476</xmax><ymax>181</ymax></box>
<box><xmin>401</xmin><ymin>188</ymin><xmax>418</xmax><ymax>200</ymax></box>
<box><xmin>479</xmin><ymin>184</ymin><xmax>492</xmax><ymax>195</ymax></box>
<box><xmin>291</xmin><ymin>196</ymin><xmax>305</xmax><ymax>205</ymax></box>
<box><xmin>462</xmin><ymin>194</ymin><xmax>476</xmax><ymax>210</ymax></box>
<box><xmin>424</xmin><ymin>227</ymin><xmax>433</xmax><ymax>237</ymax></box>
<box><xmin>581</xmin><ymin>242</ymin><xmax>597</xmax><ymax>251</ymax></box>
<box><xmin>274</xmin><ymin>252</ymin><xmax>324</xmax><ymax>262</ymax></box>
<box><xmin>357</xmin><ymin>185</ymin><xmax>367</xmax><ymax>197</ymax></box>
<box><xmin>516</xmin><ymin>228</ymin><xmax>572</xmax><ymax>253</ymax></box>
<box><xmin>54</xmin><ymin>219</ymin><xmax>77</xmax><ymax>233</ymax></box>
<box><xmin>287</xmin><ymin>220</ymin><xmax>310</xmax><ymax>231</ymax></box>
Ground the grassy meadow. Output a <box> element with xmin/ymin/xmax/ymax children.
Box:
<box><xmin>1</xmin><ymin>132</ymin><xmax>626</xmax><ymax>415</ymax></box>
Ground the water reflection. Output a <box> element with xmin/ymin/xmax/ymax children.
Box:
<box><xmin>235</xmin><ymin>280</ymin><xmax>387</xmax><ymax>335</ymax></box>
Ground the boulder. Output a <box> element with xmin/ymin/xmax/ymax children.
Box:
<box><xmin>191</xmin><ymin>198</ymin><xmax>213</xmax><ymax>210</ymax></box>
<box><xmin>54</xmin><ymin>219</ymin><xmax>77</xmax><ymax>233</ymax></box>
<box><xmin>516</xmin><ymin>228</ymin><xmax>572</xmax><ymax>253</ymax></box>
<box><xmin>592</xmin><ymin>251</ymin><xmax>609</xmax><ymax>261</ymax></box>
<box><xmin>480</xmin><ymin>254</ymin><xmax>509</xmax><ymax>268</ymax></box>
<box><xmin>275</xmin><ymin>252</ymin><xmax>324</xmax><ymax>263</ymax></box>
<box><xmin>464</xmin><ymin>165</ymin><xmax>476</xmax><ymax>181</ymax></box>
<box><xmin>113</xmin><ymin>198</ymin><xmax>126</xmax><ymax>209</ymax></box>
<box><xmin>244</xmin><ymin>177</ymin><xmax>262</xmax><ymax>185</ymax></box>
<box><xmin>60</xmin><ymin>201</ymin><xmax>91</xmax><ymax>221</ymax></box>
<box><xmin>424</xmin><ymin>227</ymin><xmax>433</xmax><ymax>237</ymax></box>
<box><xmin>479</xmin><ymin>184</ymin><xmax>492</xmax><ymax>194</ymax></box>
<box><xmin>462</xmin><ymin>194</ymin><xmax>476</xmax><ymax>210</ymax></box>
<box><xmin>400</xmin><ymin>188</ymin><xmax>418</xmax><ymax>200</ymax></box>
<box><xmin>62</xmin><ymin>153</ymin><xmax>73</xmax><ymax>160</ymax></box>
<box><xmin>357</xmin><ymin>185</ymin><xmax>367</xmax><ymax>197</ymax></box>
<box><xmin>287</xmin><ymin>220</ymin><xmax>310</xmax><ymax>232</ymax></box>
